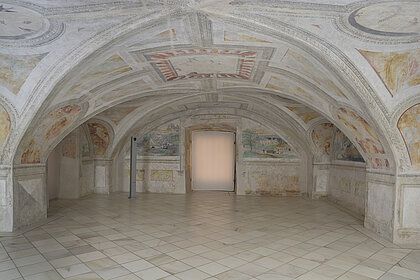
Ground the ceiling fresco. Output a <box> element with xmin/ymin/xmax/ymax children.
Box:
<box><xmin>0</xmin><ymin>0</ymin><xmax>418</xmax><ymax>174</ymax></box>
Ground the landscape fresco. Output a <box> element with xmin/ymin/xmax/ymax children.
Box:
<box><xmin>333</xmin><ymin>129</ymin><xmax>365</xmax><ymax>162</ymax></box>
<box><xmin>136</xmin><ymin>121</ymin><xmax>179</xmax><ymax>157</ymax></box>
<box><xmin>398</xmin><ymin>103</ymin><xmax>420</xmax><ymax>170</ymax></box>
<box><xmin>242</xmin><ymin>128</ymin><xmax>298</xmax><ymax>159</ymax></box>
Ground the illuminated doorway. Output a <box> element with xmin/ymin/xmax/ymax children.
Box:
<box><xmin>191</xmin><ymin>131</ymin><xmax>235</xmax><ymax>191</ymax></box>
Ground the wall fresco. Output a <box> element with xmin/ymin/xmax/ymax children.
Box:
<box><xmin>65</xmin><ymin>54</ymin><xmax>132</xmax><ymax>97</ymax></box>
<box><xmin>398</xmin><ymin>104</ymin><xmax>420</xmax><ymax>170</ymax></box>
<box><xmin>286</xmin><ymin>106</ymin><xmax>320</xmax><ymax>124</ymax></box>
<box><xmin>359</xmin><ymin>49</ymin><xmax>420</xmax><ymax>96</ymax></box>
<box><xmin>21</xmin><ymin>105</ymin><xmax>81</xmax><ymax>164</ymax></box>
<box><xmin>311</xmin><ymin>123</ymin><xmax>334</xmax><ymax>161</ymax></box>
<box><xmin>80</xmin><ymin>128</ymin><xmax>90</xmax><ymax>157</ymax></box>
<box><xmin>246</xmin><ymin>172</ymin><xmax>299</xmax><ymax>196</ymax></box>
<box><xmin>124</xmin><ymin>169</ymin><xmax>145</xmax><ymax>181</ymax></box>
<box><xmin>0</xmin><ymin>53</ymin><xmax>47</xmax><ymax>94</ymax></box>
<box><xmin>337</xmin><ymin>108</ymin><xmax>385</xmax><ymax>155</ymax></box>
<box><xmin>0</xmin><ymin>104</ymin><xmax>11</xmax><ymax>149</ymax></box>
<box><xmin>87</xmin><ymin>123</ymin><xmax>110</xmax><ymax>156</ymax></box>
<box><xmin>151</xmin><ymin>170</ymin><xmax>173</xmax><ymax>181</ymax></box>
<box><xmin>333</xmin><ymin>129</ymin><xmax>365</xmax><ymax>162</ymax></box>
<box><xmin>61</xmin><ymin>131</ymin><xmax>77</xmax><ymax>158</ymax></box>
<box><xmin>137</xmin><ymin>121</ymin><xmax>179</xmax><ymax>157</ymax></box>
<box><xmin>242</xmin><ymin>128</ymin><xmax>298</xmax><ymax>159</ymax></box>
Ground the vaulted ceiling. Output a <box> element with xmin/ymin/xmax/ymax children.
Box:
<box><xmin>0</xmin><ymin>0</ymin><xmax>419</xmax><ymax>174</ymax></box>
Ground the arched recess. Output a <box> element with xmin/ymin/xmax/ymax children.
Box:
<box><xmin>110</xmin><ymin>102</ymin><xmax>313</xmax><ymax>197</ymax></box>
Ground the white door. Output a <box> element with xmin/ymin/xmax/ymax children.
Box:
<box><xmin>192</xmin><ymin>131</ymin><xmax>235</xmax><ymax>191</ymax></box>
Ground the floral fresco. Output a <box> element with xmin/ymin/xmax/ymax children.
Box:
<box><xmin>359</xmin><ymin>49</ymin><xmax>420</xmax><ymax>96</ymax></box>
<box><xmin>137</xmin><ymin>121</ymin><xmax>179</xmax><ymax>157</ymax></box>
<box><xmin>311</xmin><ymin>123</ymin><xmax>334</xmax><ymax>161</ymax></box>
<box><xmin>333</xmin><ymin>129</ymin><xmax>365</xmax><ymax>162</ymax></box>
<box><xmin>398</xmin><ymin>104</ymin><xmax>420</xmax><ymax>170</ymax></box>
<box><xmin>0</xmin><ymin>53</ymin><xmax>47</xmax><ymax>94</ymax></box>
<box><xmin>88</xmin><ymin>123</ymin><xmax>110</xmax><ymax>156</ymax></box>
<box><xmin>0</xmin><ymin>104</ymin><xmax>11</xmax><ymax>149</ymax></box>
<box><xmin>21</xmin><ymin>105</ymin><xmax>81</xmax><ymax>164</ymax></box>
<box><xmin>242</xmin><ymin>128</ymin><xmax>298</xmax><ymax>159</ymax></box>
<box><xmin>337</xmin><ymin>108</ymin><xmax>385</xmax><ymax>155</ymax></box>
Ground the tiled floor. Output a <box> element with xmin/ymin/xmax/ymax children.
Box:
<box><xmin>1</xmin><ymin>192</ymin><xmax>419</xmax><ymax>280</ymax></box>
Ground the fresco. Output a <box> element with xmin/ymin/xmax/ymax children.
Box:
<box><xmin>0</xmin><ymin>104</ymin><xmax>11</xmax><ymax>149</ymax></box>
<box><xmin>129</xmin><ymin>29</ymin><xmax>177</xmax><ymax>48</ymax></box>
<box><xmin>242</xmin><ymin>128</ymin><xmax>298</xmax><ymax>159</ymax></box>
<box><xmin>61</xmin><ymin>131</ymin><xmax>77</xmax><ymax>158</ymax></box>
<box><xmin>80</xmin><ymin>128</ymin><xmax>90</xmax><ymax>157</ymax></box>
<box><xmin>224</xmin><ymin>31</ymin><xmax>271</xmax><ymax>43</ymax></box>
<box><xmin>359</xmin><ymin>49</ymin><xmax>420</xmax><ymax>96</ymax></box>
<box><xmin>367</xmin><ymin>157</ymin><xmax>389</xmax><ymax>170</ymax></box>
<box><xmin>87</xmin><ymin>123</ymin><xmax>110</xmax><ymax>156</ymax></box>
<box><xmin>137</xmin><ymin>121</ymin><xmax>179</xmax><ymax>157</ymax></box>
<box><xmin>282</xmin><ymin>50</ymin><xmax>348</xmax><ymax>99</ymax></box>
<box><xmin>350</xmin><ymin>2</ymin><xmax>420</xmax><ymax>35</ymax></box>
<box><xmin>125</xmin><ymin>169</ymin><xmax>145</xmax><ymax>181</ymax></box>
<box><xmin>144</xmin><ymin>48</ymin><xmax>258</xmax><ymax>81</ymax></box>
<box><xmin>311</xmin><ymin>123</ymin><xmax>334</xmax><ymax>160</ymax></box>
<box><xmin>398</xmin><ymin>104</ymin><xmax>420</xmax><ymax>170</ymax></box>
<box><xmin>337</xmin><ymin>108</ymin><xmax>385</xmax><ymax>155</ymax></box>
<box><xmin>0</xmin><ymin>53</ymin><xmax>47</xmax><ymax>94</ymax></box>
<box><xmin>97</xmin><ymin>79</ymin><xmax>152</xmax><ymax>104</ymax></box>
<box><xmin>65</xmin><ymin>54</ymin><xmax>132</xmax><ymax>97</ymax></box>
<box><xmin>286</xmin><ymin>106</ymin><xmax>320</xmax><ymax>124</ymax></box>
<box><xmin>246</xmin><ymin>173</ymin><xmax>299</xmax><ymax>196</ymax></box>
<box><xmin>97</xmin><ymin>106</ymin><xmax>137</xmax><ymax>125</ymax></box>
<box><xmin>333</xmin><ymin>129</ymin><xmax>365</xmax><ymax>162</ymax></box>
<box><xmin>0</xmin><ymin>4</ymin><xmax>45</xmax><ymax>39</ymax></box>
<box><xmin>151</xmin><ymin>170</ymin><xmax>173</xmax><ymax>181</ymax></box>
<box><xmin>21</xmin><ymin>105</ymin><xmax>81</xmax><ymax>164</ymax></box>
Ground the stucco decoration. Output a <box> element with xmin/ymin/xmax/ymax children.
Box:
<box><xmin>129</xmin><ymin>29</ymin><xmax>177</xmax><ymax>48</ymax></box>
<box><xmin>286</xmin><ymin>106</ymin><xmax>321</xmax><ymax>124</ymax></box>
<box><xmin>224</xmin><ymin>31</ymin><xmax>271</xmax><ymax>43</ymax></box>
<box><xmin>349</xmin><ymin>2</ymin><xmax>420</xmax><ymax>36</ymax></box>
<box><xmin>242</xmin><ymin>128</ymin><xmax>298</xmax><ymax>159</ymax></box>
<box><xmin>0</xmin><ymin>53</ymin><xmax>47</xmax><ymax>94</ymax></box>
<box><xmin>87</xmin><ymin>123</ymin><xmax>110</xmax><ymax>156</ymax></box>
<box><xmin>333</xmin><ymin>129</ymin><xmax>364</xmax><ymax>162</ymax></box>
<box><xmin>311</xmin><ymin>123</ymin><xmax>334</xmax><ymax>161</ymax></box>
<box><xmin>61</xmin><ymin>131</ymin><xmax>77</xmax><ymax>158</ymax></box>
<box><xmin>21</xmin><ymin>105</ymin><xmax>81</xmax><ymax>164</ymax></box>
<box><xmin>398</xmin><ymin>104</ymin><xmax>420</xmax><ymax>170</ymax></box>
<box><xmin>96</xmin><ymin>79</ymin><xmax>152</xmax><ymax>106</ymax></box>
<box><xmin>0</xmin><ymin>104</ymin><xmax>11</xmax><ymax>149</ymax></box>
<box><xmin>137</xmin><ymin>121</ymin><xmax>179</xmax><ymax>157</ymax></box>
<box><xmin>144</xmin><ymin>48</ymin><xmax>259</xmax><ymax>81</ymax></box>
<box><xmin>337</xmin><ymin>108</ymin><xmax>385</xmax><ymax>155</ymax></box>
<box><xmin>151</xmin><ymin>170</ymin><xmax>173</xmax><ymax>181</ymax></box>
<box><xmin>65</xmin><ymin>54</ymin><xmax>132</xmax><ymax>97</ymax></box>
<box><xmin>359</xmin><ymin>49</ymin><xmax>420</xmax><ymax>96</ymax></box>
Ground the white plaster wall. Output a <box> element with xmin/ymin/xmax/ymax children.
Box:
<box><xmin>328</xmin><ymin>163</ymin><xmax>367</xmax><ymax>216</ymax></box>
<box><xmin>47</xmin><ymin>145</ymin><xmax>61</xmax><ymax>200</ymax></box>
<box><xmin>80</xmin><ymin>160</ymin><xmax>94</xmax><ymax>196</ymax></box>
<box><xmin>0</xmin><ymin>167</ymin><xmax>13</xmax><ymax>232</ymax></box>
<box><xmin>58</xmin><ymin>155</ymin><xmax>80</xmax><ymax>198</ymax></box>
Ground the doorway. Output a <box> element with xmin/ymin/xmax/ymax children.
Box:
<box><xmin>191</xmin><ymin>131</ymin><xmax>235</xmax><ymax>191</ymax></box>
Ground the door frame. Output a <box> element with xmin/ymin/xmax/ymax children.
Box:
<box><xmin>185</xmin><ymin>124</ymin><xmax>237</xmax><ymax>193</ymax></box>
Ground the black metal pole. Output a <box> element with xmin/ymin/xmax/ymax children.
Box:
<box><xmin>129</xmin><ymin>136</ymin><xmax>137</xmax><ymax>199</ymax></box>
